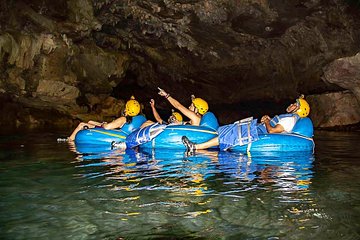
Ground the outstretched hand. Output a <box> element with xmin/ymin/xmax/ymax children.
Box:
<box><xmin>158</xmin><ymin>87</ymin><xmax>168</xmax><ymax>97</ymax></box>
<box><xmin>150</xmin><ymin>99</ymin><xmax>155</xmax><ymax>107</ymax></box>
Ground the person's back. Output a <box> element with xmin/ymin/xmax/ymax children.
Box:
<box><xmin>121</xmin><ymin>115</ymin><xmax>147</xmax><ymax>135</ymax></box>
<box><xmin>199</xmin><ymin>111</ymin><xmax>219</xmax><ymax>130</ymax></box>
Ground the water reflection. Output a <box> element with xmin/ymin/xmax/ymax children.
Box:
<box><xmin>67</xmin><ymin>145</ymin><xmax>320</xmax><ymax>238</ymax></box>
<box><xmin>73</xmin><ymin>144</ymin><xmax>314</xmax><ymax>198</ymax></box>
<box><xmin>2</xmin><ymin>132</ymin><xmax>359</xmax><ymax>239</ymax></box>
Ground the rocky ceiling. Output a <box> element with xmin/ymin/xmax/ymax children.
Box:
<box><xmin>0</xmin><ymin>0</ymin><xmax>360</xmax><ymax>128</ymax></box>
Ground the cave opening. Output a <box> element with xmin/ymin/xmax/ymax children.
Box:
<box><xmin>110</xmin><ymin>69</ymin><xmax>169</xmax><ymax>122</ymax></box>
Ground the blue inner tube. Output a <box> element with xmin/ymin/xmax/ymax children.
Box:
<box><xmin>74</xmin><ymin>117</ymin><xmax>315</xmax><ymax>153</ymax></box>
<box><xmin>231</xmin><ymin>117</ymin><xmax>315</xmax><ymax>153</ymax></box>
<box><xmin>75</xmin><ymin>128</ymin><xmax>127</xmax><ymax>146</ymax></box>
<box><xmin>140</xmin><ymin>125</ymin><xmax>218</xmax><ymax>150</ymax></box>
<box><xmin>230</xmin><ymin>133</ymin><xmax>314</xmax><ymax>153</ymax></box>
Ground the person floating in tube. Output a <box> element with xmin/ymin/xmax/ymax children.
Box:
<box><xmin>157</xmin><ymin>87</ymin><xmax>219</xmax><ymax>130</ymax></box>
<box><xmin>67</xmin><ymin>96</ymin><xmax>145</xmax><ymax>141</ymax></box>
<box><xmin>182</xmin><ymin>95</ymin><xmax>311</xmax><ymax>152</ymax></box>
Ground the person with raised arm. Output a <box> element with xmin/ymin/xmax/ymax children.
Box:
<box><xmin>157</xmin><ymin>87</ymin><xmax>219</xmax><ymax>130</ymax></box>
<box><xmin>182</xmin><ymin>95</ymin><xmax>311</xmax><ymax>152</ymax></box>
<box><xmin>140</xmin><ymin>98</ymin><xmax>184</xmax><ymax>128</ymax></box>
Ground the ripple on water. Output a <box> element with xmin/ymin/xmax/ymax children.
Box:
<box><xmin>1</xmin><ymin>131</ymin><xmax>360</xmax><ymax>239</ymax></box>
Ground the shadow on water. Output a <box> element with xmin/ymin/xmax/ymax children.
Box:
<box><xmin>0</xmin><ymin>131</ymin><xmax>359</xmax><ymax>239</ymax></box>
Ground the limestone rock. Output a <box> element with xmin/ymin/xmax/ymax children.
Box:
<box><xmin>6</xmin><ymin>67</ymin><xmax>26</xmax><ymax>94</ymax></box>
<box><xmin>70</xmin><ymin>42</ymin><xmax>130</xmax><ymax>94</ymax></box>
<box><xmin>323</xmin><ymin>52</ymin><xmax>360</xmax><ymax>105</ymax></box>
<box><xmin>36</xmin><ymin>80</ymin><xmax>80</xmax><ymax>102</ymax></box>
<box><xmin>98</xmin><ymin>96</ymin><xmax>124</xmax><ymax>117</ymax></box>
<box><xmin>84</xmin><ymin>94</ymin><xmax>125</xmax><ymax>117</ymax></box>
<box><xmin>0</xmin><ymin>33</ymin><xmax>52</xmax><ymax>69</ymax></box>
<box><xmin>0</xmin><ymin>0</ymin><xmax>360</xmax><ymax>129</ymax></box>
<box><xmin>308</xmin><ymin>91</ymin><xmax>360</xmax><ymax>128</ymax></box>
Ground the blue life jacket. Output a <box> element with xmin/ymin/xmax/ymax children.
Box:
<box><xmin>121</xmin><ymin>115</ymin><xmax>147</xmax><ymax>135</ymax></box>
<box><xmin>200</xmin><ymin>112</ymin><xmax>219</xmax><ymax>130</ymax></box>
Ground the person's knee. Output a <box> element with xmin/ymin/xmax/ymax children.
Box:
<box><xmin>141</xmin><ymin>120</ymin><xmax>154</xmax><ymax>128</ymax></box>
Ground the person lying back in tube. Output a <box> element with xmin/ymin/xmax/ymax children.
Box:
<box><xmin>68</xmin><ymin>96</ymin><xmax>146</xmax><ymax>141</ymax></box>
<box><xmin>182</xmin><ymin>95</ymin><xmax>311</xmax><ymax>152</ymax></box>
<box><xmin>116</xmin><ymin>97</ymin><xmax>185</xmax><ymax>150</ymax></box>
<box><xmin>157</xmin><ymin>87</ymin><xmax>219</xmax><ymax>131</ymax></box>
<box><xmin>140</xmin><ymin>98</ymin><xmax>184</xmax><ymax>128</ymax></box>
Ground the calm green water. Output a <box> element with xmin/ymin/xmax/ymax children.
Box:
<box><xmin>0</xmin><ymin>131</ymin><xmax>359</xmax><ymax>240</ymax></box>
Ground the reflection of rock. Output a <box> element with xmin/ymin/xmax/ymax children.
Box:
<box><xmin>307</xmin><ymin>92</ymin><xmax>360</xmax><ymax>128</ymax></box>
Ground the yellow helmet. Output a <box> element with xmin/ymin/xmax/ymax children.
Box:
<box><xmin>125</xmin><ymin>96</ymin><xmax>140</xmax><ymax>117</ymax></box>
<box><xmin>296</xmin><ymin>96</ymin><xmax>310</xmax><ymax>118</ymax></box>
<box><xmin>172</xmin><ymin>111</ymin><xmax>183</xmax><ymax>122</ymax></box>
<box><xmin>192</xmin><ymin>97</ymin><xmax>208</xmax><ymax>115</ymax></box>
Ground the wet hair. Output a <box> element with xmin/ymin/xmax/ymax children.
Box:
<box><xmin>122</xmin><ymin>104</ymin><xmax>145</xmax><ymax>124</ymax></box>
<box><xmin>126</xmin><ymin>116</ymin><xmax>132</xmax><ymax>124</ymax></box>
<box><xmin>120</xmin><ymin>109</ymin><xmax>132</xmax><ymax>123</ymax></box>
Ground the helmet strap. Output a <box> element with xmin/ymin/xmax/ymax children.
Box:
<box><xmin>125</xmin><ymin>115</ymin><xmax>132</xmax><ymax>123</ymax></box>
<box><xmin>294</xmin><ymin>99</ymin><xmax>301</xmax><ymax>112</ymax></box>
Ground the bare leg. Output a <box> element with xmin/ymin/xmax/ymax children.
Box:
<box><xmin>140</xmin><ymin>120</ymin><xmax>155</xmax><ymax>129</ymax></box>
<box><xmin>182</xmin><ymin>136</ymin><xmax>219</xmax><ymax>151</ymax></box>
<box><xmin>195</xmin><ymin>137</ymin><xmax>219</xmax><ymax>150</ymax></box>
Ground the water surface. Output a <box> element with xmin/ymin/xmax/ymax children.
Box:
<box><xmin>0</xmin><ymin>131</ymin><xmax>359</xmax><ymax>239</ymax></box>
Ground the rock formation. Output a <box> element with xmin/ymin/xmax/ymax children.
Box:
<box><xmin>0</xmin><ymin>0</ymin><xmax>360</xmax><ymax>130</ymax></box>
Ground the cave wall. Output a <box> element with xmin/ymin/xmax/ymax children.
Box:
<box><xmin>0</xmin><ymin>0</ymin><xmax>360</xmax><ymax>129</ymax></box>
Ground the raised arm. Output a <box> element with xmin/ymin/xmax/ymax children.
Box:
<box><xmin>158</xmin><ymin>88</ymin><xmax>201</xmax><ymax>125</ymax></box>
<box><xmin>150</xmin><ymin>99</ymin><xmax>163</xmax><ymax>124</ymax></box>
